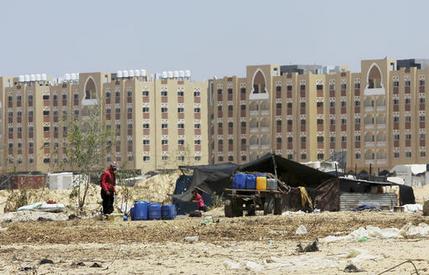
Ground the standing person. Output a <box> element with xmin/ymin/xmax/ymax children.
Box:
<box><xmin>100</xmin><ymin>162</ymin><xmax>117</xmax><ymax>215</ymax></box>
<box><xmin>192</xmin><ymin>189</ymin><xmax>207</xmax><ymax>212</ymax></box>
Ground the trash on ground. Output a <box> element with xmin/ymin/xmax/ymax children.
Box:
<box><xmin>297</xmin><ymin>240</ymin><xmax>319</xmax><ymax>253</ymax></box>
<box><xmin>223</xmin><ymin>259</ymin><xmax>241</xmax><ymax>270</ymax></box>
<box><xmin>17</xmin><ymin>202</ymin><xmax>65</xmax><ymax>213</ymax></box>
<box><xmin>0</xmin><ymin>211</ymin><xmax>69</xmax><ymax>223</ymax></box>
<box><xmin>403</xmin><ymin>204</ymin><xmax>423</xmax><ymax>213</ymax></box>
<box><xmin>352</xmin><ymin>203</ymin><xmax>380</xmax><ymax>211</ymax></box>
<box><xmin>295</xmin><ymin>225</ymin><xmax>308</xmax><ymax>235</ymax></box>
<box><xmin>400</xmin><ymin>222</ymin><xmax>429</xmax><ymax>237</ymax></box>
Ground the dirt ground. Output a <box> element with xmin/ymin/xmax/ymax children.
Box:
<box><xmin>0</xmin><ymin>211</ymin><xmax>428</xmax><ymax>274</ymax></box>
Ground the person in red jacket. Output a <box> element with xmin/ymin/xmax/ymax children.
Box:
<box><xmin>192</xmin><ymin>189</ymin><xmax>207</xmax><ymax>212</ymax></box>
<box><xmin>100</xmin><ymin>162</ymin><xmax>117</xmax><ymax>215</ymax></box>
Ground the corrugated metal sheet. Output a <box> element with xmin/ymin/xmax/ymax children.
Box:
<box><xmin>11</xmin><ymin>175</ymin><xmax>46</xmax><ymax>189</ymax></box>
<box><xmin>340</xmin><ymin>192</ymin><xmax>397</xmax><ymax>211</ymax></box>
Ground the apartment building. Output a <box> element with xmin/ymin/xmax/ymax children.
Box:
<box><xmin>208</xmin><ymin>58</ymin><xmax>429</xmax><ymax>173</ymax></box>
<box><xmin>0</xmin><ymin>71</ymin><xmax>208</xmax><ymax>173</ymax></box>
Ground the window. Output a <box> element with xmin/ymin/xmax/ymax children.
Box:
<box><xmin>194</xmin><ymin>140</ymin><xmax>201</xmax><ymax>145</ymax></box>
<box><xmin>177</xmin><ymin>123</ymin><xmax>185</xmax><ymax>129</ymax></box>
<box><xmin>143</xmin><ymin>123</ymin><xmax>149</xmax><ymax>129</ymax></box>
<box><xmin>178</xmin><ymin>139</ymin><xmax>185</xmax><ymax>145</ymax></box>
<box><xmin>161</xmin><ymin>123</ymin><xmax>168</xmax><ymax>129</ymax></box>
<box><xmin>177</xmin><ymin>91</ymin><xmax>184</xmax><ymax>97</ymax></box>
<box><xmin>28</xmin><ymin>95</ymin><xmax>33</xmax><ymax>107</ymax></box>
<box><xmin>143</xmin><ymin>140</ymin><xmax>150</xmax><ymax>145</ymax></box>
<box><xmin>161</xmin><ymin>90</ymin><xmax>168</xmax><ymax>96</ymax></box>
<box><xmin>177</xmin><ymin>107</ymin><xmax>184</xmax><ymax>113</ymax></box>
<box><xmin>194</xmin><ymin>90</ymin><xmax>200</xmax><ymax>97</ymax></box>
<box><xmin>161</xmin><ymin>140</ymin><xmax>168</xmax><ymax>145</ymax></box>
<box><xmin>142</xmin><ymin>91</ymin><xmax>149</xmax><ymax>96</ymax></box>
<box><xmin>194</xmin><ymin>123</ymin><xmax>200</xmax><ymax>129</ymax></box>
<box><xmin>143</xmin><ymin>156</ymin><xmax>150</xmax><ymax>161</ymax></box>
<box><xmin>161</xmin><ymin>107</ymin><xmax>168</xmax><ymax>113</ymax></box>
<box><xmin>405</xmin><ymin>151</ymin><xmax>412</xmax><ymax>158</ymax></box>
<box><xmin>142</xmin><ymin>107</ymin><xmax>150</xmax><ymax>112</ymax></box>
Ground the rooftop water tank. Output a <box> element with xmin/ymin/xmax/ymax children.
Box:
<box><xmin>168</xmin><ymin>71</ymin><xmax>173</xmax><ymax>78</ymax></box>
<box><xmin>35</xmin><ymin>74</ymin><xmax>41</xmax><ymax>81</ymax></box>
<box><xmin>30</xmin><ymin>74</ymin><xmax>36</xmax><ymax>81</ymax></box>
<box><xmin>185</xmin><ymin>70</ymin><xmax>191</xmax><ymax>78</ymax></box>
<box><xmin>122</xmin><ymin>70</ymin><xmax>129</xmax><ymax>78</ymax></box>
<box><xmin>71</xmin><ymin>73</ymin><xmax>77</xmax><ymax>80</ymax></box>
<box><xmin>179</xmin><ymin>70</ymin><xmax>185</xmax><ymax>78</ymax></box>
<box><xmin>174</xmin><ymin>71</ymin><xmax>179</xmax><ymax>78</ymax></box>
<box><xmin>161</xmin><ymin>71</ymin><xmax>168</xmax><ymax>79</ymax></box>
<box><xmin>141</xmin><ymin>69</ymin><xmax>147</xmax><ymax>77</ymax></box>
<box><xmin>18</xmin><ymin>75</ymin><xmax>25</xmax><ymax>82</ymax></box>
<box><xmin>41</xmin><ymin>73</ymin><xmax>47</xmax><ymax>81</ymax></box>
<box><xmin>24</xmin><ymin>75</ymin><xmax>30</xmax><ymax>82</ymax></box>
<box><xmin>117</xmin><ymin>70</ymin><xmax>123</xmax><ymax>78</ymax></box>
<box><xmin>134</xmin><ymin>70</ymin><xmax>140</xmax><ymax>77</ymax></box>
<box><xmin>129</xmin><ymin>70</ymin><xmax>135</xmax><ymax>77</ymax></box>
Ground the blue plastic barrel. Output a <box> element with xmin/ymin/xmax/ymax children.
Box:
<box><xmin>232</xmin><ymin>173</ymin><xmax>247</xmax><ymax>189</ymax></box>
<box><xmin>133</xmin><ymin>201</ymin><xmax>149</xmax><ymax>220</ymax></box>
<box><xmin>245</xmin><ymin>174</ymin><xmax>257</xmax><ymax>189</ymax></box>
<box><xmin>148</xmin><ymin>203</ymin><xmax>162</xmax><ymax>220</ymax></box>
<box><xmin>161</xmin><ymin>204</ymin><xmax>177</xmax><ymax>220</ymax></box>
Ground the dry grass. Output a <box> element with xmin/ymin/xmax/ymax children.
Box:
<box><xmin>0</xmin><ymin>211</ymin><xmax>427</xmax><ymax>245</ymax></box>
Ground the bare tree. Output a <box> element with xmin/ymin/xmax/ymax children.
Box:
<box><xmin>61</xmin><ymin>107</ymin><xmax>112</xmax><ymax>212</ymax></box>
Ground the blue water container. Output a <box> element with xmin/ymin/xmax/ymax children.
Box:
<box><xmin>161</xmin><ymin>204</ymin><xmax>177</xmax><ymax>220</ymax></box>
<box><xmin>133</xmin><ymin>201</ymin><xmax>149</xmax><ymax>220</ymax></box>
<box><xmin>232</xmin><ymin>173</ymin><xmax>246</xmax><ymax>189</ymax></box>
<box><xmin>245</xmin><ymin>174</ymin><xmax>257</xmax><ymax>189</ymax></box>
<box><xmin>148</xmin><ymin>203</ymin><xmax>162</xmax><ymax>220</ymax></box>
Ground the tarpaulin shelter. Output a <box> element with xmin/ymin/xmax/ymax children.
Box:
<box><xmin>173</xmin><ymin>153</ymin><xmax>415</xmax><ymax>211</ymax></box>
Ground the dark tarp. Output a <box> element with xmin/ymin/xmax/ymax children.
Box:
<box><xmin>172</xmin><ymin>175</ymin><xmax>213</xmax><ymax>215</ymax></box>
<box><xmin>173</xmin><ymin>153</ymin><xmax>415</xmax><ymax>209</ymax></box>
<box><xmin>174</xmin><ymin>163</ymin><xmax>238</xmax><ymax>202</ymax></box>
<box><xmin>239</xmin><ymin>154</ymin><xmax>335</xmax><ymax>188</ymax></box>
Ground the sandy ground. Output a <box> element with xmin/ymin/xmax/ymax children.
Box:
<box><xmin>0</xmin><ymin>211</ymin><xmax>429</xmax><ymax>274</ymax></box>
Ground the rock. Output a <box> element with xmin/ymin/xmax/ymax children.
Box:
<box><xmin>245</xmin><ymin>261</ymin><xmax>264</xmax><ymax>272</ymax></box>
<box><xmin>223</xmin><ymin>259</ymin><xmax>241</xmax><ymax>270</ymax></box>
<box><xmin>295</xmin><ymin>225</ymin><xmax>308</xmax><ymax>235</ymax></box>
<box><xmin>71</xmin><ymin>261</ymin><xmax>86</xmax><ymax>267</ymax></box>
<box><xmin>344</xmin><ymin>263</ymin><xmax>364</xmax><ymax>272</ymax></box>
<box><xmin>39</xmin><ymin>258</ymin><xmax>54</xmax><ymax>265</ymax></box>
<box><xmin>91</xmin><ymin>262</ymin><xmax>102</xmax><ymax>268</ymax></box>
<box><xmin>423</xmin><ymin>200</ymin><xmax>429</xmax><ymax>216</ymax></box>
<box><xmin>19</xmin><ymin>266</ymin><xmax>33</xmax><ymax>272</ymax></box>
<box><xmin>184</xmin><ymin>236</ymin><xmax>199</xmax><ymax>243</ymax></box>
<box><xmin>297</xmin><ymin>240</ymin><xmax>319</xmax><ymax>253</ymax></box>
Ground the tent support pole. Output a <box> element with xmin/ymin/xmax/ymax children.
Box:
<box><xmin>272</xmin><ymin>154</ymin><xmax>278</xmax><ymax>179</ymax></box>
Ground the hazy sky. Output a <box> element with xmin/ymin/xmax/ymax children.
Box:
<box><xmin>1</xmin><ymin>0</ymin><xmax>428</xmax><ymax>80</ymax></box>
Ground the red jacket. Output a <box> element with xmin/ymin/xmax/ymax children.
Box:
<box><xmin>100</xmin><ymin>168</ymin><xmax>116</xmax><ymax>193</ymax></box>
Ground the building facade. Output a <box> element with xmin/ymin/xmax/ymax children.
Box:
<box><xmin>0</xmin><ymin>71</ymin><xmax>208</xmax><ymax>173</ymax></box>
<box><xmin>208</xmin><ymin>58</ymin><xmax>429</xmax><ymax>173</ymax></box>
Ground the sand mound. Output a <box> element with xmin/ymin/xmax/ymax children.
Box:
<box><xmin>413</xmin><ymin>184</ymin><xmax>429</xmax><ymax>204</ymax></box>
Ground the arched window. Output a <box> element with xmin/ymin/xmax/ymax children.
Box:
<box><xmin>252</xmin><ymin>70</ymin><xmax>267</xmax><ymax>94</ymax></box>
<box><xmin>368</xmin><ymin>65</ymin><xmax>382</xmax><ymax>89</ymax></box>
<box><xmin>84</xmin><ymin>78</ymin><xmax>97</xmax><ymax>100</ymax></box>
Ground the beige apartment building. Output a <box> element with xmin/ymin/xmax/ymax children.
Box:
<box><xmin>0</xmin><ymin>71</ymin><xmax>208</xmax><ymax>173</ymax></box>
<box><xmin>208</xmin><ymin>58</ymin><xmax>429</xmax><ymax>173</ymax></box>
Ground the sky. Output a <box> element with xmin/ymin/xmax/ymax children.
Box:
<box><xmin>0</xmin><ymin>0</ymin><xmax>428</xmax><ymax>80</ymax></box>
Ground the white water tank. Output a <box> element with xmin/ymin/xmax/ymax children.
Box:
<box><xmin>35</xmin><ymin>74</ymin><xmax>41</xmax><ymax>81</ymax></box>
<box><xmin>122</xmin><ymin>70</ymin><xmax>129</xmax><ymax>78</ymax></box>
<box><xmin>18</xmin><ymin>75</ymin><xmax>25</xmax><ymax>82</ymax></box>
<box><xmin>185</xmin><ymin>70</ymin><xmax>191</xmax><ymax>78</ymax></box>
<box><xmin>65</xmin><ymin>74</ymin><xmax>71</xmax><ymax>81</ymax></box>
<box><xmin>117</xmin><ymin>70</ymin><xmax>123</xmax><ymax>78</ymax></box>
<box><xmin>24</xmin><ymin>75</ymin><xmax>30</xmax><ymax>82</ymax></box>
<box><xmin>168</xmin><ymin>71</ymin><xmax>173</xmax><ymax>78</ymax></box>
<box><xmin>134</xmin><ymin>70</ymin><xmax>140</xmax><ymax>77</ymax></box>
<box><xmin>71</xmin><ymin>73</ymin><xmax>77</xmax><ymax>80</ymax></box>
<box><xmin>41</xmin><ymin>73</ymin><xmax>47</xmax><ymax>81</ymax></box>
<box><xmin>141</xmin><ymin>69</ymin><xmax>147</xmax><ymax>77</ymax></box>
<box><xmin>174</xmin><ymin>71</ymin><xmax>179</xmax><ymax>78</ymax></box>
<box><xmin>30</xmin><ymin>74</ymin><xmax>36</xmax><ymax>81</ymax></box>
<box><xmin>129</xmin><ymin>70</ymin><xmax>135</xmax><ymax>77</ymax></box>
<box><xmin>179</xmin><ymin>70</ymin><xmax>185</xmax><ymax>78</ymax></box>
<box><xmin>161</xmin><ymin>71</ymin><xmax>168</xmax><ymax>79</ymax></box>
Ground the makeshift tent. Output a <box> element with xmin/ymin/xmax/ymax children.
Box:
<box><xmin>173</xmin><ymin>153</ymin><xmax>415</xmax><ymax>211</ymax></box>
